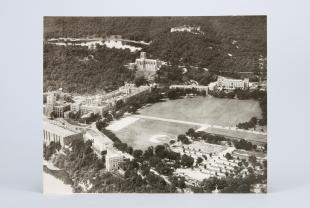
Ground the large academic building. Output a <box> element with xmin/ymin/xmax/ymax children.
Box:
<box><xmin>43</xmin><ymin>120</ymin><xmax>83</xmax><ymax>146</ymax></box>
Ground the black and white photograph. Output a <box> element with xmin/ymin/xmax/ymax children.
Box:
<box><xmin>2</xmin><ymin>0</ymin><xmax>310</xmax><ymax>207</ymax></box>
<box><xmin>43</xmin><ymin>16</ymin><xmax>267</xmax><ymax>193</ymax></box>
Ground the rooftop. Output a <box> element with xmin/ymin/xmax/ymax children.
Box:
<box><xmin>43</xmin><ymin>120</ymin><xmax>78</xmax><ymax>137</ymax></box>
<box><xmin>85</xmin><ymin>129</ymin><xmax>113</xmax><ymax>145</ymax></box>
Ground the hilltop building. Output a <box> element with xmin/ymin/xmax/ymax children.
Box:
<box><xmin>132</xmin><ymin>52</ymin><xmax>164</xmax><ymax>72</ymax></box>
<box><xmin>170</xmin><ymin>25</ymin><xmax>203</xmax><ymax>34</ymax></box>
<box><xmin>129</xmin><ymin>52</ymin><xmax>165</xmax><ymax>80</ymax></box>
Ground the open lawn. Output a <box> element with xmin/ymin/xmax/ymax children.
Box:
<box><xmin>110</xmin><ymin>96</ymin><xmax>265</xmax><ymax>150</ymax></box>
<box><xmin>138</xmin><ymin>97</ymin><xmax>262</xmax><ymax>126</ymax></box>
<box><xmin>114</xmin><ymin>118</ymin><xmax>199</xmax><ymax>150</ymax></box>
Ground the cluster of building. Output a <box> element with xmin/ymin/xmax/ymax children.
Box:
<box><xmin>43</xmin><ymin>83</ymin><xmax>151</xmax><ymax>119</ymax></box>
<box><xmin>171</xmin><ymin>141</ymin><xmax>262</xmax><ymax>184</ymax></box>
<box><xmin>43</xmin><ymin>89</ymin><xmax>71</xmax><ymax>118</ymax></box>
<box><xmin>166</xmin><ymin>76</ymin><xmax>258</xmax><ymax>96</ymax></box>
<box><xmin>43</xmin><ymin>117</ymin><xmax>131</xmax><ymax>172</ymax></box>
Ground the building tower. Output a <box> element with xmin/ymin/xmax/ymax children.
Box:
<box><xmin>244</xmin><ymin>78</ymin><xmax>250</xmax><ymax>89</ymax></box>
<box><xmin>140</xmin><ymin>52</ymin><xmax>146</xmax><ymax>59</ymax></box>
<box><xmin>45</xmin><ymin>92</ymin><xmax>56</xmax><ymax>117</ymax></box>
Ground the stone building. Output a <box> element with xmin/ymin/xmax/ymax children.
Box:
<box><xmin>43</xmin><ymin>120</ymin><xmax>83</xmax><ymax>146</ymax></box>
<box><xmin>105</xmin><ymin>149</ymin><xmax>124</xmax><ymax>172</ymax></box>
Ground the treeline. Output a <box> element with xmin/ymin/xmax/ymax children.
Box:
<box><xmin>188</xmin><ymin>129</ymin><xmax>262</xmax><ymax>152</ymax></box>
<box><xmin>156</xmin><ymin>65</ymin><xmax>217</xmax><ymax>86</ymax></box>
<box><xmin>237</xmin><ymin>117</ymin><xmax>258</xmax><ymax>130</ymax></box>
<box><xmin>193</xmin><ymin>174</ymin><xmax>266</xmax><ymax>193</ymax></box>
<box><xmin>166</xmin><ymin>88</ymin><xmax>207</xmax><ymax>100</ymax></box>
<box><xmin>44</xmin><ymin>44</ymin><xmax>136</xmax><ymax>93</ymax></box>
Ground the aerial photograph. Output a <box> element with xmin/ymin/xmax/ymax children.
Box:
<box><xmin>43</xmin><ymin>16</ymin><xmax>267</xmax><ymax>194</ymax></box>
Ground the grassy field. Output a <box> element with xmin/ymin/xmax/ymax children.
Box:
<box><xmin>112</xmin><ymin>96</ymin><xmax>264</xmax><ymax>150</ymax></box>
<box><xmin>114</xmin><ymin>118</ymin><xmax>199</xmax><ymax>150</ymax></box>
<box><xmin>138</xmin><ymin>97</ymin><xmax>262</xmax><ymax>126</ymax></box>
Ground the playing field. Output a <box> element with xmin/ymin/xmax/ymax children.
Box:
<box><xmin>110</xmin><ymin>96</ymin><xmax>264</xmax><ymax>150</ymax></box>
<box><xmin>138</xmin><ymin>97</ymin><xmax>262</xmax><ymax>126</ymax></box>
<box><xmin>114</xmin><ymin>118</ymin><xmax>199</xmax><ymax>150</ymax></box>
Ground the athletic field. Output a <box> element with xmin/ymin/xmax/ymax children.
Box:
<box><xmin>109</xmin><ymin>96</ymin><xmax>264</xmax><ymax>150</ymax></box>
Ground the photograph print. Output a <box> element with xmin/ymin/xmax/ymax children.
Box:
<box><xmin>43</xmin><ymin>16</ymin><xmax>267</xmax><ymax>194</ymax></box>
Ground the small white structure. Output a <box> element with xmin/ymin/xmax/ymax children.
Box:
<box><xmin>170</xmin><ymin>25</ymin><xmax>202</xmax><ymax>34</ymax></box>
<box><xmin>217</xmin><ymin>76</ymin><xmax>249</xmax><ymax>90</ymax></box>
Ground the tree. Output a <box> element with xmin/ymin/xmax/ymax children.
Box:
<box><xmin>169</xmin><ymin>140</ymin><xmax>176</xmax><ymax>144</ymax></box>
<box><xmin>143</xmin><ymin>146</ymin><xmax>154</xmax><ymax>160</ymax></box>
<box><xmin>167</xmin><ymin>89</ymin><xmax>179</xmax><ymax>100</ymax></box>
<box><xmin>126</xmin><ymin>146</ymin><xmax>133</xmax><ymax>155</ymax></box>
<box><xmin>186</xmin><ymin>128</ymin><xmax>196</xmax><ymax>138</ymax></box>
<box><xmin>155</xmin><ymin>145</ymin><xmax>166</xmax><ymax>158</ymax></box>
<box><xmin>181</xmin><ymin>154</ymin><xmax>194</xmax><ymax>168</ymax></box>
<box><xmin>249</xmin><ymin>155</ymin><xmax>257</xmax><ymax>166</ymax></box>
<box><xmin>250</xmin><ymin>117</ymin><xmax>258</xmax><ymax>125</ymax></box>
<box><xmin>177</xmin><ymin>134</ymin><xmax>191</xmax><ymax>144</ymax></box>
<box><xmin>134</xmin><ymin>76</ymin><xmax>148</xmax><ymax>87</ymax></box>
<box><xmin>133</xmin><ymin>149</ymin><xmax>143</xmax><ymax>159</ymax></box>
<box><xmin>196</xmin><ymin>157</ymin><xmax>203</xmax><ymax>164</ymax></box>
<box><xmin>115</xmin><ymin>99</ymin><xmax>124</xmax><ymax>111</ymax></box>
<box><xmin>96</xmin><ymin>120</ymin><xmax>108</xmax><ymax>131</ymax></box>
<box><xmin>224</xmin><ymin>153</ymin><xmax>233</xmax><ymax>160</ymax></box>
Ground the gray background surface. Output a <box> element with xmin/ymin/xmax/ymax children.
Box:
<box><xmin>0</xmin><ymin>0</ymin><xmax>309</xmax><ymax>207</ymax></box>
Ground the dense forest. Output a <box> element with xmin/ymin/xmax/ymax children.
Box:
<box><xmin>44</xmin><ymin>16</ymin><xmax>267</xmax><ymax>92</ymax></box>
<box><xmin>147</xmin><ymin>31</ymin><xmax>265</xmax><ymax>74</ymax></box>
<box><xmin>43</xmin><ymin>44</ymin><xmax>137</xmax><ymax>93</ymax></box>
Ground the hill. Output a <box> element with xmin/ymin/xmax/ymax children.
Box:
<box><xmin>43</xmin><ymin>16</ymin><xmax>267</xmax><ymax>93</ymax></box>
<box><xmin>43</xmin><ymin>44</ymin><xmax>137</xmax><ymax>94</ymax></box>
